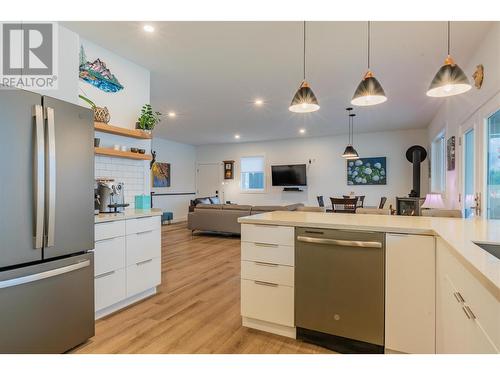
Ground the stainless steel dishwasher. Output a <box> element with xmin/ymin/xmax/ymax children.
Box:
<box><xmin>295</xmin><ymin>227</ymin><xmax>385</xmax><ymax>354</ymax></box>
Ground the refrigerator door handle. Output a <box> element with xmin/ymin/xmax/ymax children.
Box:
<box><xmin>45</xmin><ymin>106</ymin><xmax>56</xmax><ymax>247</ymax></box>
<box><xmin>0</xmin><ymin>259</ymin><xmax>90</xmax><ymax>289</ymax></box>
<box><xmin>33</xmin><ymin>104</ymin><xmax>45</xmax><ymax>249</ymax></box>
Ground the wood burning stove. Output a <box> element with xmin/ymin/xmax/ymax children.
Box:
<box><xmin>397</xmin><ymin>145</ymin><xmax>427</xmax><ymax>216</ymax></box>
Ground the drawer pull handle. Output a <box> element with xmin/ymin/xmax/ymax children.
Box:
<box><xmin>136</xmin><ymin>230</ymin><xmax>153</xmax><ymax>235</ymax></box>
<box><xmin>136</xmin><ymin>259</ymin><xmax>153</xmax><ymax>266</ymax></box>
<box><xmin>462</xmin><ymin>306</ymin><xmax>472</xmax><ymax>319</ymax></box>
<box><xmin>254</xmin><ymin>242</ymin><xmax>278</xmax><ymax>248</ymax></box>
<box><xmin>454</xmin><ymin>291</ymin><xmax>465</xmax><ymax>303</ymax></box>
<box><xmin>464</xmin><ymin>305</ymin><xmax>476</xmax><ymax>320</ymax></box>
<box><xmin>305</xmin><ymin>230</ymin><xmax>324</xmax><ymax>235</ymax></box>
<box><xmin>254</xmin><ymin>280</ymin><xmax>278</xmax><ymax>287</ymax></box>
<box><xmin>95</xmin><ymin>270</ymin><xmax>115</xmax><ymax>279</ymax></box>
<box><xmin>95</xmin><ymin>237</ymin><xmax>118</xmax><ymax>244</ymax></box>
<box><xmin>254</xmin><ymin>261</ymin><xmax>279</xmax><ymax>267</ymax></box>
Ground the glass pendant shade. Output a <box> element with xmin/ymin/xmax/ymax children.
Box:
<box><xmin>342</xmin><ymin>145</ymin><xmax>359</xmax><ymax>160</ymax></box>
<box><xmin>289</xmin><ymin>80</ymin><xmax>320</xmax><ymax>113</ymax></box>
<box><xmin>426</xmin><ymin>55</ymin><xmax>472</xmax><ymax>97</ymax></box>
<box><xmin>351</xmin><ymin>70</ymin><xmax>388</xmax><ymax>106</ymax></box>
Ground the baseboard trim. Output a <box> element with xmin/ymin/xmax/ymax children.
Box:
<box><xmin>95</xmin><ymin>287</ymin><xmax>157</xmax><ymax>320</ymax></box>
<box><xmin>242</xmin><ymin>316</ymin><xmax>296</xmax><ymax>339</ymax></box>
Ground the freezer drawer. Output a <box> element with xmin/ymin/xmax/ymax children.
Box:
<box><xmin>0</xmin><ymin>253</ymin><xmax>94</xmax><ymax>353</ymax></box>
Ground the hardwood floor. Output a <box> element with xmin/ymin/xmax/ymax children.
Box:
<box><xmin>73</xmin><ymin>222</ymin><xmax>332</xmax><ymax>354</ymax></box>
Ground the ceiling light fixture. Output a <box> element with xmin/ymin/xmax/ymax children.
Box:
<box><xmin>168</xmin><ymin>112</ymin><xmax>176</xmax><ymax>118</ymax></box>
<box><xmin>342</xmin><ymin>107</ymin><xmax>360</xmax><ymax>160</ymax></box>
<box><xmin>254</xmin><ymin>99</ymin><xmax>264</xmax><ymax>106</ymax></box>
<box><xmin>299</xmin><ymin>128</ymin><xmax>306</xmax><ymax>134</ymax></box>
<box><xmin>426</xmin><ymin>21</ymin><xmax>471</xmax><ymax>98</ymax></box>
<box><xmin>143</xmin><ymin>25</ymin><xmax>155</xmax><ymax>33</ymax></box>
<box><xmin>234</xmin><ymin>134</ymin><xmax>240</xmax><ymax>139</ymax></box>
<box><xmin>289</xmin><ymin>21</ymin><xmax>320</xmax><ymax>113</ymax></box>
<box><xmin>351</xmin><ymin>21</ymin><xmax>387</xmax><ymax>107</ymax></box>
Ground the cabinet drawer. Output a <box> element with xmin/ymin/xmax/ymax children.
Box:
<box><xmin>241</xmin><ymin>279</ymin><xmax>294</xmax><ymax>327</ymax></box>
<box><xmin>94</xmin><ymin>236</ymin><xmax>126</xmax><ymax>276</ymax></box>
<box><xmin>241</xmin><ymin>260</ymin><xmax>294</xmax><ymax>287</ymax></box>
<box><xmin>126</xmin><ymin>257</ymin><xmax>161</xmax><ymax>297</ymax></box>
<box><xmin>241</xmin><ymin>241</ymin><xmax>294</xmax><ymax>266</ymax></box>
<box><xmin>95</xmin><ymin>220</ymin><xmax>125</xmax><ymax>241</ymax></box>
<box><xmin>126</xmin><ymin>216</ymin><xmax>161</xmax><ymax>235</ymax></box>
<box><xmin>241</xmin><ymin>224</ymin><xmax>294</xmax><ymax>246</ymax></box>
<box><xmin>126</xmin><ymin>229</ymin><xmax>161</xmax><ymax>266</ymax></box>
<box><xmin>94</xmin><ymin>268</ymin><xmax>126</xmax><ymax>311</ymax></box>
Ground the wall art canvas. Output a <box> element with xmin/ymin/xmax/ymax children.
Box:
<box><xmin>347</xmin><ymin>157</ymin><xmax>387</xmax><ymax>185</ymax></box>
<box><xmin>447</xmin><ymin>136</ymin><xmax>456</xmax><ymax>171</ymax></box>
<box><xmin>79</xmin><ymin>46</ymin><xmax>124</xmax><ymax>93</ymax></box>
<box><xmin>152</xmin><ymin>162</ymin><xmax>171</xmax><ymax>188</ymax></box>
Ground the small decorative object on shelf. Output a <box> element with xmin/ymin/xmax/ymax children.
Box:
<box><xmin>136</xmin><ymin>104</ymin><xmax>162</xmax><ymax>133</ymax></box>
<box><xmin>223</xmin><ymin>160</ymin><xmax>235</xmax><ymax>179</ymax></box>
<box><xmin>79</xmin><ymin>95</ymin><xmax>111</xmax><ymax>123</ymax></box>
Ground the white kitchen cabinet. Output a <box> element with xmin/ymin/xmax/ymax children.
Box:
<box><xmin>240</xmin><ymin>224</ymin><xmax>296</xmax><ymax>338</ymax></box>
<box><xmin>436</xmin><ymin>238</ymin><xmax>499</xmax><ymax>353</ymax></box>
<box><xmin>385</xmin><ymin>233</ymin><xmax>436</xmax><ymax>354</ymax></box>
<box><xmin>94</xmin><ymin>215</ymin><xmax>162</xmax><ymax>318</ymax></box>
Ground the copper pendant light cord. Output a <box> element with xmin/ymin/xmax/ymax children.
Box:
<box><xmin>303</xmin><ymin>21</ymin><xmax>306</xmax><ymax>81</ymax></box>
<box><xmin>447</xmin><ymin>21</ymin><xmax>450</xmax><ymax>56</ymax></box>
<box><xmin>367</xmin><ymin>21</ymin><xmax>371</xmax><ymax>70</ymax></box>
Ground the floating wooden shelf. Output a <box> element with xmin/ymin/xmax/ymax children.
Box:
<box><xmin>95</xmin><ymin>147</ymin><xmax>152</xmax><ymax>160</ymax></box>
<box><xmin>94</xmin><ymin>122</ymin><xmax>152</xmax><ymax>139</ymax></box>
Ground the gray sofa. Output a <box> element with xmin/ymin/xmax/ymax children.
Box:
<box><xmin>187</xmin><ymin>203</ymin><xmax>304</xmax><ymax>234</ymax></box>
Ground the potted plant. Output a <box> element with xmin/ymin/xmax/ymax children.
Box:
<box><xmin>78</xmin><ymin>94</ymin><xmax>111</xmax><ymax>124</ymax></box>
<box><xmin>136</xmin><ymin>104</ymin><xmax>162</xmax><ymax>133</ymax></box>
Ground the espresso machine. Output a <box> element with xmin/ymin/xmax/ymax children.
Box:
<box><xmin>95</xmin><ymin>179</ymin><xmax>129</xmax><ymax>213</ymax></box>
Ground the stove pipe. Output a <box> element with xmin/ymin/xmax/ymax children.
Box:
<box><xmin>405</xmin><ymin>145</ymin><xmax>427</xmax><ymax>197</ymax></box>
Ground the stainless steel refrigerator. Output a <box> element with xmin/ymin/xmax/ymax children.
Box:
<box><xmin>0</xmin><ymin>87</ymin><xmax>95</xmax><ymax>353</ymax></box>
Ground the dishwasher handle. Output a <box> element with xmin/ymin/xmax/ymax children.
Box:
<box><xmin>296</xmin><ymin>235</ymin><xmax>383</xmax><ymax>249</ymax></box>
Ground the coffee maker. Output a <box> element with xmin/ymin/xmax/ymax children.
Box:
<box><xmin>96</xmin><ymin>179</ymin><xmax>129</xmax><ymax>213</ymax></box>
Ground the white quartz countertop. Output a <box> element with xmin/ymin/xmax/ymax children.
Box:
<box><xmin>95</xmin><ymin>208</ymin><xmax>163</xmax><ymax>223</ymax></box>
<box><xmin>238</xmin><ymin>211</ymin><xmax>500</xmax><ymax>297</ymax></box>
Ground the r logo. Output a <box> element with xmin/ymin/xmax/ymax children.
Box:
<box><xmin>2</xmin><ymin>23</ymin><xmax>53</xmax><ymax>75</ymax></box>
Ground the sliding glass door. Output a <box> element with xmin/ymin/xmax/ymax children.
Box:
<box><xmin>486</xmin><ymin>109</ymin><xmax>500</xmax><ymax>219</ymax></box>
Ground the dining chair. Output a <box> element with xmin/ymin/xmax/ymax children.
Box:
<box><xmin>331</xmin><ymin>197</ymin><xmax>358</xmax><ymax>213</ymax></box>
<box><xmin>379</xmin><ymin>197</ymin><xmax>387</xmax><ymax>209</ymax></box>
<box><xmin>317</xmin><ymin>196</ymin><xmax>325</xmax><ymax>207</ymax></box>
<box><xmin>343</xmin><ymin>195</ymin><xmax>365</xmax><ymax>208</ymax></box>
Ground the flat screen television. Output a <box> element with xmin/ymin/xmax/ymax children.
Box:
<box><xmin>271</xmin><ymin>164</ymin><xmax>307</xmax><ymax>186</ymax></box>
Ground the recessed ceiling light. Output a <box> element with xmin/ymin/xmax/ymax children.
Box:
<box><xmin>299</xmin><ymin>128</ymin><xmax>306</xmax><ymax>134</ymax></box>
<box><xmin>168</xmin><ymin>112</ymin><xmax>176</xmax><ymax>118</ymax></box>
<box><xmin>234</xmin><ymin>134</ymin><xmax>240</xmax><ymax>139</ymax></box>
<box><xmin>143</xmin><ymin>25</ymin><xmax>155</xmax><ymax>33</ymax></box>
<box><xmin>254</xmin><ymin>99</ymin><xmax>264</xmax><ymax>106</ymax></box>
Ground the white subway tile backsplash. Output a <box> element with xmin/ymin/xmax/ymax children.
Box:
<box><xmin>95</xmin><ymin>156</ymin><xmax>150</xmax><ymax>209</ymax></box>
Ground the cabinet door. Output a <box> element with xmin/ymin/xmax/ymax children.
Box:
<box><xmin>385</xmin><ymin>234</ymin><xmax>435</xmax><ymax>353</ymax></box>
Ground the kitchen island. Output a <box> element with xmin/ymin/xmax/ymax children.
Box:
<box><xmin>238</xmin><ymin>211</ymin><xmax>500</xmax><ymax>354</ymax></box>
<box><xmin>94</xmin><ymin>209</ymin><xmax>163</xmax><ymax>318</ymax></box>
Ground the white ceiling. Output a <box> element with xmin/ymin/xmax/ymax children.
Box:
<box><xmin>63</xmin><ymin>21</ymin><xmax>493</xmax><ymax>145</ymax></box>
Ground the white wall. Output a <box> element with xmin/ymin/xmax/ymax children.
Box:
<box><xmin>151</xmin><ymin>137</ymin><xmax>197</xmax><ymax>221</ymax></box>
<box><xmin>78</xmin><ymin>38</ymin><xmax>150</xmax><ymax>128</ymax></box>
<box><xmin>427</xmin><ymin>22</ymin><xmax>500</xmax><ymax>209</ymax></box>
<box><xmin>196</xmin><ymin>128</ymin><xmax>429</xmax><ymax>209</ymax></box>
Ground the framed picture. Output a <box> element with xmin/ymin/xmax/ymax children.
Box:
<box><xmin>347</xmin><ymin>157</ymin><xmax>387</xmax><ymax>185</ymax></box>
<box><xmin>447</xmin><ymin>136</ymin><xmax>456</xmax><ymax>171</ymax></box>
<box><xmin>223</xmin><ymin>160</ymin><xmax>235</xmax><ymax>179</ymax></box>
<box><xmin>151</xmin><ymin>162</ymin><xmax>171</xmax><ymax>187</ymax></box>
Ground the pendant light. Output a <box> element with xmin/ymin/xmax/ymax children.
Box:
<box><xmin>427</xmin><ymin>21</ymin><xmax>471</xmax><ymax>97</ymax></box>
<box><xmin>289</xmin><ymin>21</ymin><xmax>320</xmax><ymax>113</ymax></box>
<box><xmin>342</xmin><ymin>107</ymin><xmax>359</xmax><ymax>159</ymax></box>
<box><xmin>351</xmin><ymin>21</ymin><xmax>387</xmax><ymax>107</ymax></box>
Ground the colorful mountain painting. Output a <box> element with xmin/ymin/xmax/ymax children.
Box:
<box><xmin>79</xmin><ymin>46</ymin><xmax>124</xmax><ymax>93</ymax></box>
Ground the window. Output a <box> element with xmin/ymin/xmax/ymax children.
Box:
<box><xmin>487</xmin><ymin>109</ymin><xmax>500</xmax><ymax>219</ymax></box>
<box><xmin>240</xmin><ymin>156</ymin><xmax>265</xmax><ymax>191</ymax></box>
<box><xmin>431</xmin><ymin>132</ymin><xmax>446</xmax><ymax>193</ymax></box>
